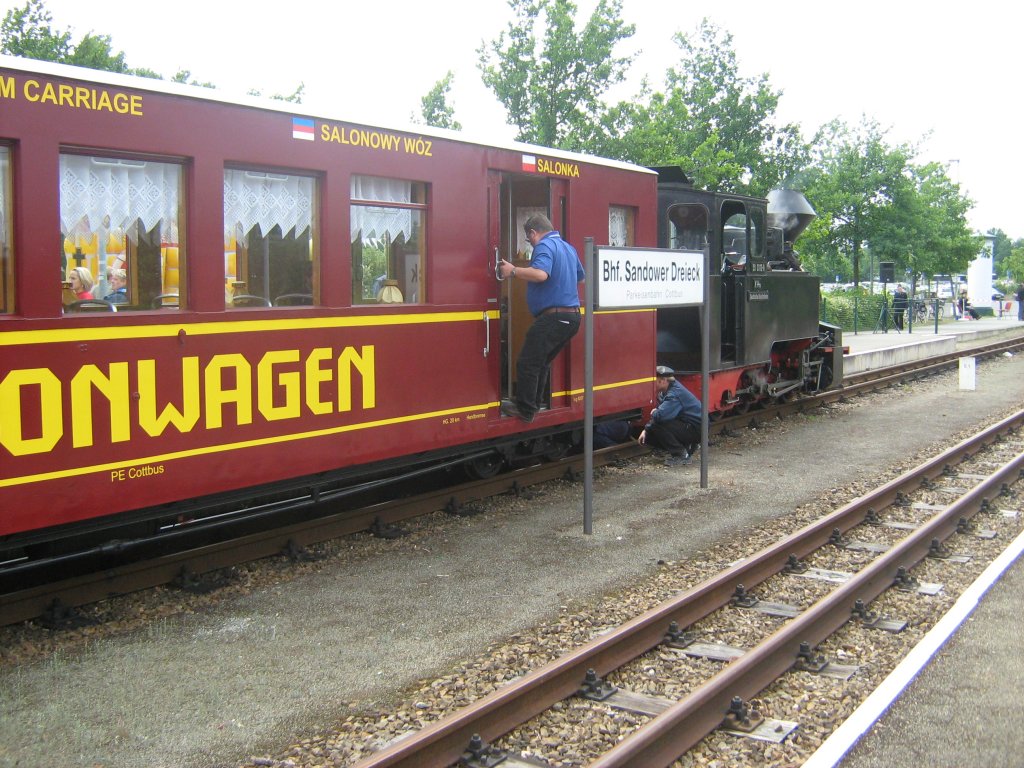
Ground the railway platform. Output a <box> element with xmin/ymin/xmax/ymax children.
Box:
<box><xmin>841</xmin><ymin>316</ymin><xmax>1024</xmax><ymax>375</ymax></box>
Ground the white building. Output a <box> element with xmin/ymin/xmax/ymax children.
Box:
<box><xmin>967</xmin><ymin>233</ymin><xmax>996</xmax><ymax>310</ymax></box>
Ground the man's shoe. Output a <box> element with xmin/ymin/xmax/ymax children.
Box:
<box><xmin>500</xmin><ymin>399</ymin><xmax>535</xmax><ymax>423</ymax></box>
<box><xmin>665</xmin><ymin>452</ymin><xmax>692</xmax><ymax>467</ymax></box>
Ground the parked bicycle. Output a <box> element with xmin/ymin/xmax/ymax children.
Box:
<box><xmin>910</xmin><ymin>298</ymin><xmax>943</xmax><ymax>323</ymax></box>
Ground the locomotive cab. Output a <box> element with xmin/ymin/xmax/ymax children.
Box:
<box><xmin>653</xmin><ymin>168</ymin><xmax>841</xmax><ymax>414</ymax></box>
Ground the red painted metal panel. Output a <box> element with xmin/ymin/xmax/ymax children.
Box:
<box><xmin>0</xmin><ymin>58</ymin><xmax>659</xmax><ymax>542</ymax></box>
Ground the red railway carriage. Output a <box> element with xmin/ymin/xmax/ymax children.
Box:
<box><xmin>0</xmin><ymin>57</ymin><xmax>658</xmax><ymax>555</ymax></box>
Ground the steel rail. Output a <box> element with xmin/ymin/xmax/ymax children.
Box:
<box><xmin>350</xmin><ymin>409</ymin><xmax>1024</xmax><ymax>768</ymax></box>
<box><xmin>592</xmin><ymin>425</ymin><xmax>1024</xmax><ymax>766</ymax></box>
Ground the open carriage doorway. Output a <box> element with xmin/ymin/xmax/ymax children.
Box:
<box><xmin>489</xmin><ymin>171</ymin><xmax>572</xmax><ymax>407</ymax></box>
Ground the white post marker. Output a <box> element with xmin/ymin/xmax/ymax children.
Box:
<box><xmin>959</xmin><ymin>356</ymin><xmax>976</xmax><ymax>390</ymax></box>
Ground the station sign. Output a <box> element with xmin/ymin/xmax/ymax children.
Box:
<box><xmin>595</xmin><ymin>246</ymin><xmax>704</xmax><ymax>309</ymax></box>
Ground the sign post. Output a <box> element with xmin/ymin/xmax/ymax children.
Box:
<box><xmin>583</xmin><ymin>244</ymin><xmax>709</xmax><ymax>532</ymax></box>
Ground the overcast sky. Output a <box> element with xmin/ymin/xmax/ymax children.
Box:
<box><xmin>6</xmin><ymin>0</ymin><xmax>1020</xmax><ymax>237</ymax></box>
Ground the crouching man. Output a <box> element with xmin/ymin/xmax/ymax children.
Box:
<box><xmin>639</xmin><ymin>365</ymin><xmax>702</xmax><ymax>467</ymax></box>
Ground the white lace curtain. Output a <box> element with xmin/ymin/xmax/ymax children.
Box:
<box><xmin>350</xmin><ymin>176</ymin><xmax>413</xmax><ymax>241</ymax></box>
<box><xmin>224</xmin><ymin>170</ymin><xmax>314</xmax><ymax>245</ymax></box>
<box><xmin>609</xmin><ymin>206</ymin><xmax>629</xmax><ymax>246</ymax></box>
<box><xmin>59</xmin><ymin>155</ymin><xmax>180</xmax><ymax>239</ymax></box>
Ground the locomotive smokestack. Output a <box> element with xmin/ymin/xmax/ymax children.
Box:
<box><xmin>767</xmin><ymin>189</ymin><xmax>816</xmax><ymax>243</ymax></box>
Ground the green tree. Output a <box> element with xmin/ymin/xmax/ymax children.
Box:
<box><xmin>0</xmin><ymin>0</ymin><xmax>70</xmax><ymax>61</ymax></box>
<box><xmin>873</xmin><ymin>161</ymin><xmax>977</xmax><ymax>293</ymax></box>
<box><xmin>1004</xmin><ymin>242</ymin><xmax>1024</xmax><ymax>284</ymax></box>
<box><xmin>413</xmin><ymin>71</ymin><xmax>462</xmax><ymax>130</ymax></box>
<box><xmin>478</xmin><ymin>0</ymin><xmax>634</xmax><ymax>148</ymax></box>
<box><xmin>800</xmin><ymin>119</ymin><xmax>915</xmax><ymax>288</ymax></box>
<box><xmin>66</xmin><ymin>32</ymin><xmax>127</xmax><ymax>72</ymax></box>
<box><xmin>590</xmin><ymin>20</ymin><xmax>806</xmax><ymax>194</ymax></box>
<box><xmin>988</xmin><ymin>228</ymin><xmax>1012</xmax><ymax>278</ymax></box>
<box><xmin>247</xmin><ymin>81</ymin><xmax>306</xmax><ymax>102</ymax></box>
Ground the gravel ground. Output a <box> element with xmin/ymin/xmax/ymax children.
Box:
<box><xmin>2</xmin><ymin>344</ymin><xmax>1024</xmax><ymax>768</ymax></box>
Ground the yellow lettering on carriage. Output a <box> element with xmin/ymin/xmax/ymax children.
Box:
<box><xmin>0</xmin><ymin>345</ymin><xmax>378</xmax><ymax>458</ymax></box>
<box><xmin>258</xmin><ymin>350</ymin><xmax>301</xmax><ymax>421</ymax></box>
<box><xmin>21</xmin><ymin>78</ymin><xmax>143</xmax><ymax>115</ymax></box>
<box><xmin>70</xmin><ymin>363</ymin><xmax>131</xmax><ymax>448</ymax></box>
<box><xmin>338</xmin><ymin>346</ymin><xmax>375</xmax><ymax>411</ymax></box>
<box><xmin>536</xmin><ymin>158</ymin><xmax>581</xmax><ymax>178</ymax></box>
<box><xmin>0</xmin><ymin>76</ymin><xmax>14</xmax><ymax>100</ymax></box>
<box><xmin>319</xmin><ymin>122</ymin><xmax>432</xmax><ymax>157</ymax></box>
<box><xmin>204</xmin><ymin>354</ymin><xmax>254</xmax><ymax>429</ymax></box>
<box><xmin>137</xmin><ymin>357</ymin><xmax>202</xmax><ymax>437</ymax></box>
<box><xmin>0</xmin><ymin>368</ymin><xmax>63</xmax><ymax>456</ymax></box>
<box><xmin>305</xmin><ymin>347</ymin><xmax>334</xmax><ymax>415</ymax></box>
<box><xmin>401</xmin><ymin>136</ymin><xmax>433</xmax><ymax>156</ymax></box>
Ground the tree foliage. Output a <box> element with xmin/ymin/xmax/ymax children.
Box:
<box><xmin>797</xmin><ymin>120</ymin><xmax>978</xmax><ymax>288</ymax></box>
<box><xmin>478</xmin><ymin>0</ymin><xmax>634</xmax><ymax>148</ymax></box>
<box><xmin>0</xmin><ymin>0</ymin><xmax>69</xmax><ymax>61</ymax></box>
<box><xmin>634</xmin><ymin>21</ymin><xmax>805</xmax><ymax>195</ymax></box>
<box><xmin>414</xmin><ymin>71</ymin><xmax>462</xmax><ymax>130</ymax></box>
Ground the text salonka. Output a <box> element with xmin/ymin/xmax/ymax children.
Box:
<box><xmin>0</xmin><ymin>346</ymin><xmax>376</xmax><ymax>458</ymax></box>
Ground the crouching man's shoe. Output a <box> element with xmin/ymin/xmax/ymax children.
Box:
<box><xmin>665</xmin><ymin>452</ymin><xmax>692</xmax><ymax>467</ymax></box>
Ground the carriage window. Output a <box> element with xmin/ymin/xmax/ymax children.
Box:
<box><xmin>224</xmin><ymin>169</ymin><xmax>317</xmax><ymax>308</ymax></box>
<box><xmin>609</xmin><ymin>205</ymin><xmax>635</xmax><ymax>246</ymax></box>
<box><xmin>0</xmin><ymin>146</ymin><xmax>11</xmax><ymax>314</ymax></box>
<box><xmin>351</xmin><ymin>176</ymin><xmax>426</xmax><ymax>304</ymax></box>
<box><xmin>60</xmin><ymin>154</ymin><xmax>184</xmax><ymax>312</ymax></box>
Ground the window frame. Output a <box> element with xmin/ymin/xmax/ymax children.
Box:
<box><xmin>223</xmin><ymin>166</ymin><xmax>320</xmax><ymax>309</ymax></box>
<box><xmin>350</xmin><ymin>175</ymin><xmax>428</xmax><ymax>306</ymax></box>
<box><xmin>58</xmin><ymin>148</ymin><xmax>187</xmax><ymax>313</ymax></box>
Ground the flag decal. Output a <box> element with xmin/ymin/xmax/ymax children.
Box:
<box><xmin>292</xmin><ymin>117</ymin><xmax>315</xmax><ymax>141</ymax></box>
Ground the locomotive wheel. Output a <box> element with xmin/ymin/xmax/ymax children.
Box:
<box><xmin>465</xmin><ymin>452</ymin><xmax>504</xmax><ymax>480</ymax></box>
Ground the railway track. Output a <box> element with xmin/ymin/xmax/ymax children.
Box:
<box><xmin>3</xmin><ymin>331</ymin><xmax>1022</xmax><ymax>629</ymax></box>
<box><xmin>343</xmin><ymin>409</ymin><xmax>1024</xmax><ymax>768</ymax></box>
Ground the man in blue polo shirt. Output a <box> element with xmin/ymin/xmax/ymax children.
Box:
<box><xmin>496</xmin><ymin>214</ymin><xmax>584</xmax><ymax>423</ymax></box>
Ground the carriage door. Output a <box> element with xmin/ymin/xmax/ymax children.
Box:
<box><xmin>488</xmin><ymin>171</ymin><xmax>551</xmax><ymax>403</ymax></box>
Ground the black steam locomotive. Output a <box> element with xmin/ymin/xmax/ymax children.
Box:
<box><xmin>653</xmin><ymin>168</ymin><xmax>843</xmax><ymax>414</ymax></box>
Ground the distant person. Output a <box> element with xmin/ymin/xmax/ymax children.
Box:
<box><xmin>957</xmin><ymin>290</ymin><xmax>979</xmax><ymax>320</ymax></box>
<box><xmin>1016</xmin><ymin>284</ymin><xmax>1024</xmax><ymax>321</ymax></box>
<box><xmin>639</xmin><ymin>365</ymin><xmax>702</xmax><ymax>467</ymax></box>
<box><xmin>66</xmin><ymin>267</ymin><xmax>94</xmax><ymax>300</ymax></box>
<box><xmin>496</xmin><ymin>214</ymin><xmax>584</xmax><ymax>423</ymax></box>
<box><xmin>892</xmin><ymin>284</ymin><xmax>908</xmax><ymax>330</ymax></box>
<box><xmin>103</xmin><ymin>268</ymin><xmax>128</xmax><ymax>304</ymax></box>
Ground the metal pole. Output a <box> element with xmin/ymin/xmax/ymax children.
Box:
<box><xmin>700</xmin><ymin>244</ymin><xmax>710</xmax><ymax>489</ymax></box>
<box><xmin>583</xmin><ymin>238</ymin><xmax>594</xmax><ymax>534</ymax></box>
